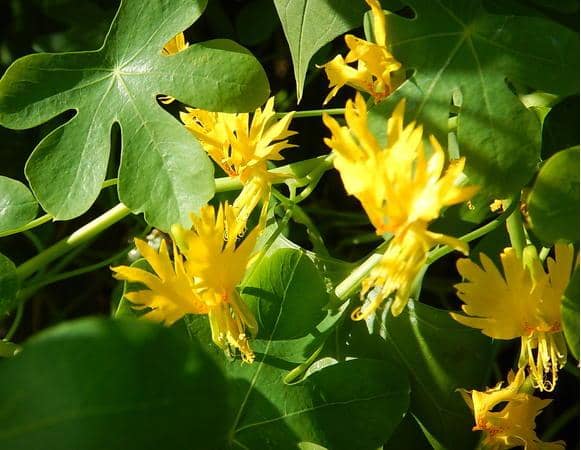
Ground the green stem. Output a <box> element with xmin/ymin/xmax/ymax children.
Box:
<box><xmin>290</xmin><ymin>154</ymin><xmax>334</xmax><ymax>204</ymax></box>
<box><xmin>15</xmin><ymin>203</ymin><xmax>131</xmax><ymax>280</ymax></box>
<box><xmin>23</xmin><ymin>230</ymin><xmax>45</xmax><ymax>252</ymax></box>
<box><xmin>283</xmin><ymin>343</ymin><xmax>324</xmax><ymax>384</ymax></box>
<box><xmin>4</xmin><ymin>301</ymin><xmax>24</xmax><ymax>341</ymax></box>
<box><xmin>334</xmin><ymin>240</ymin><xmax>390</xmax><ymax>301</ymax></box>
<box><xmin>23</xmin><ymin>246</ymin><xmax>132</xmax><ymax>292</ymax></box>
<box><xmin>274</xmin><ymin>108</ymin><xmax>345</xmax><ymax>119</ymax></box>
<box><xmin>426</xmin><ymin>199</ymin><xmax>518</xmax><ymax>265</ymax></box>
<box><xmin>272</xmin><ymin>188</ymin><xmax>329</xmax><ymax>257</ymax></box>
<box><xmin>244</xmin><ymin>208</ymin><xmax>293</xmax><ymax>283</ymax></box>
<box><xmin>334</xmin><ymin>200</ymin><xmax>518</xmax><ymax>302</ymax></box>
<box><xmin>0</xmin><ymin>214</ymin><xmax>52</xmax><ymax>238</ymax></box>
<box><xmin>213</xmin><ymin>155</ymin><xmax>330</xmax><ymax>193</ymax></box>
<box><xmin>505</xmin><ymin>201</ymin><xmax>527</xmax><ymax>257</ymax></box>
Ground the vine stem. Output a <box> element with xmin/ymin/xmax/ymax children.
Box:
<box><xmin>334</xmin><ymin>240</ymin><xmax>390</xmax><ymax>301</ymax></box>
<box><xmin>11</xmin><ymin>157</ymin><xmax>331</xmax><ymax>281</ymax></box>
<box><xmin>15</xmin><ymin>203</ymin><xmax>131</xmax><ymax>280</ymax></box>
<box><xmin>504</xmin><ymin>199</ymin><xmax>527</xmax><ymax>257</ymax></box>
<box><xmin>273</xmin><ymin>108</ymin><xmax>345</xmax><ymax>119</ymax></box>
<box><xmin>334</xmin><ymin>200</ymin><xmax>517</xmax><ymax>302</ymax></box>
<box><xmin>22</xmin><ymin>246</ymin><xmax>132</xmax><ymax>292</ymax></box>
<box><xmin>0</xmin><ymin>214</ymin><xmax>52</xmax><ymax>238</ymax></box>
<box><xmin>426</xmin><ymin>199</ymin><xmax>518</xmax><ymax>265</ymax></box>
<box><xmin>214</xmin><ymin>155</ymin><xmax>330</xmax><ymax>192</ymax></box>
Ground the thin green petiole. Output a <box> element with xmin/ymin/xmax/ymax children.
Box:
<box><xmin>426</xmin><ymin>199</ymin><xmax>518</xmax><ymax>265</ymax></box>
<box><xmin>0</xmin><ymin>214</ymin><xmax>52</xmax><ymax>238</ymax></box>
<box><xmin>4</xmin><ymin>301</ymin><xmax>24</xmax><ymax>341</ymax></box>
<box><xmin>15</xmin><ymin>203</ymin><xmax>132</xmax><ymax>280</ymax></box>
<box><xmin>334</xmin><ymin>240</ymin><xmax>390</xmax><ymax>301</ymax></box>
<box><xmin>334</xmin><ymin>199</ymin><xmax>518</xmax><ymax>302</ymax></box>
<box><xmin>271</xmin><ymin>188</ymin><xmax>329</xmax><ymax>257</ymax></box>
<box><xmin>243</xmin><ymin>208</ymin><xmax>293</xmax><ymax>283</ymax></box>
<box><xmin>274</xmin><ymin>108</ymin><xmax>345</xmax><ymax>119</ymax></box>
<box><xmin>23</xmin><ymin>246</ymin><xmax>132</xmax><ymax>293</ymax></box>
<box><xmin>214</xmin><ymin>155</ymin><xmax>331</xmax><ymax>193</ymax></box>
<box><xmin>505</xmin><ymin>199</ymin><xmax>527</xmax><ymax>257</ymax></box>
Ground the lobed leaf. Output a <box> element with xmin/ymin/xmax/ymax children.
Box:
<box><xmin>0</xmin><ymin>0</ymin><xmax>270</xmax><ymax>231</ymax></box>
<box><xmin>369</xmin><ymin>0</ymin><xmax>579</xmax><ymax>199</ymax></box>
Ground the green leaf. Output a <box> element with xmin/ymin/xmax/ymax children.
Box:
<box><xmin>241</xmin><ymin>248</ymin><xmax>337</xmax><ymax>363</ymax></box>
<box><xmin>0</xmin><ymin>252</ymin><xmax>19</xmax><ymax>315</ymax></box>
<box><xmin>0</xmin><ymin>317</ymin><xmax>231</xmax><ymax>450</ymax></box>
<box><xmin>542</xmin><ymin>95</ymin><xmax>579</xmax><ymax>159</ymax></box>
<box><xmin>562</xmin><ymin>267</ymin><xmax>579</xmax><ymax>360</ymax></box>
<box><xmin>365</xmin><ymin>300</ymin><xmax>496</xmax><ymax>449</ymax></box>
<box><xmin>0</xmin><ymin>0</ymin><xmax>270</xmax><ymax>231</ymax></box>
<box><xmin>230</xmin><ymin>358</ymin><xmax>409</xmax><ymax>450</ymax></box>
<box><xmin>0</xmin><ymin>176</ymin><xmax>38</xmax><ymax>233</ymax></box>
<box><xmin>527</xmin><ymin>147</ymin><xmax>580</xmax><ymax>244</ymax></box>
<box><xmin>186</xmin><ymin>248</ymin><xmax>409</xmax><ymax>448</ymax></box>
<box><xmin>273</xmin><ymin>0</ymin><xmax>367</xmax><ymax>102</ymax></box>
<box><xmin>369</xmin><ymin>0</ymin><xmax>579</xmax><ymax>198</ymax></box>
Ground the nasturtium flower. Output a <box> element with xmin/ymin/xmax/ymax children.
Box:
<box><xmin>323</xmin><ymin>93</ymin><xmax>477</xmax><ymax>318</ymax></box>
<box><xmin>112</xmin><ymin>203</ymin><xmax>259</xmax><ymax>363</ymax></box>
<box><xmin>461</xmin><ymin>369</ymin><xmax>565</xmax><ymax>450</ymax></box>
<box><xmin>159</xmin><ymin>32</ymin><xmax>189</xmax><ymax>104</ymax></box>
<box><xmin>452</xmin><ymin>243</ymin><xmax>576</xmax><ymax>391</ymax></box>
<box><xmin>320</xmin><ymin>0</ymin><xmax>402</xmax><ymax>104</ymax></box>
<box><xmin>180</xmin><ymin>97</ymin><xmax>296</xmax><ymax>222</ymax></box>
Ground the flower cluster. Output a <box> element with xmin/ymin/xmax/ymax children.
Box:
<box><xmin>113</xmin><ymin>203</ymin><xmax>259</xmax><ymax>362</ymax></box>
<box><xmin>450</xmin><ymin>240</ymin><xmax>575</xmax><ymax>449</ymax></box>
<box><xmin>319</xmin><ymin>2</ymin><xmax>575</xmax><ymax>446</ymax></box>
<box><xmin>113</xmin><ymin>68</ymin><xmax>297</xmax><ymax>361</ymax></box>
<box><xmin>111</xmin><ymin>6</ymin><xmax>575</xmax><ymax>445</ymax></box>
<box><xmin>324</xmin><ymin>94</ymin><xmax>477</xmax><ymax>318</ymax></box>
<box><xmin>180</xmin><ymin>97</ymin><xmax>296</xmax><ymax>223</ymax></box>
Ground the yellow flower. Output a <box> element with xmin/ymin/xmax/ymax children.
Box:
<box><xmin>162</xmin><ymin>32</ymin><xmax>189</xmax><ymax>56</ymax></box>
<box><xmin>159</xmin><ymin>33</ymin><xmax>189</xmax><ymax>104</ymax></box>
<box><xmin>452</xmin><ymin>244</ymin><xmax>575</xmax><ymax>391</ymax></box>
<box><xmin>180</xmin><ymin>98</ymin><xmax>296</xmax><ymax>222</ymax></box>
<box><xmin>357</xmin><ymin>222</ymin><xmax>471</xmax><ymax>318</ymax></box>
<box><xmin>320</xmin><ymin>0</ymin><xmax>402</xmax><ymax>104</ymax></box>
<box><xmin>490</xmin><ymin>199</ymin><xmax>504</xmax><ymax>212</ymax></box>
<box><xmin>461</xmin><ymin>369</ymin><xmax>565</xmax><ymax>450</ymax></box>
<box><xmin>112</xmin><ymin>203</ymin><xmax>259</xmax><ymax>363</ymax></box>
<box><xmin>323</xmin><ymin>93</ymin><xmax>477</xmax><ymax>318</ymax></box>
